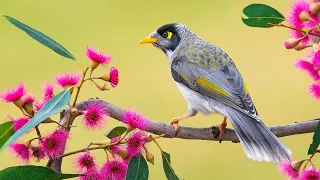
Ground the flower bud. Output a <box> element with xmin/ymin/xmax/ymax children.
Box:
<box><xmin>146</xmin><ymin>135</ymin><xmax>153</xmax><ymax>142</ymax></box>
<box><xmin>299</xmin><ymin>11</ymin><xmax>312</xmax><ymax>22</ymax></box>
<box><xmin>291</xmin><ymin>159</ymin><xmax>307</xmax><ymax>171</ymax></box>
<box><xmin>96</xmin><ymin>83</ymin><xmax>110</xmax><ymax>91</ymax></box>
<box><xmin>295</xmin><ymin>43</ymin><xmax>310</xmax><ymax>51</ymax></box>
<box><xmin>70</xmin><ymin>107</ymin><xmax>79</xmax><ymax>116</ymax></box>
<box><xmin>24</xmin><ymin>140</ymin><xmax>32</xmax><ymax>149</ymax></box>
<box><xmin>284</xmin><ymin>38</ymin><xmax>303</xmax><ymax>49</ymax></box>
<box><xmin>119</xmin><ymin>149</ymin><xmax>129</xmax><ymax>159</ymax></box>
<box><xmin>23</xmin><ymin>103</ymin><xmax>34</xmax><ymax>115</ymax></box>
<box><xmin>126</xmin><ymin>125</ymin><xmax>134</xmax><ymax>133</ymax></box>
<box><xmin>310</xmin><ymin>3</ymin><xmax>320</xmax><ymax>15</ymax></box>
<box><xmin>146</xmin><ymin>151</ymin><xmax>155</xmax><ymax>165</ymax></box>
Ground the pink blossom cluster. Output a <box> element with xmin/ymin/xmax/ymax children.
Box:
<box><xmin>73</xmin><ymin>131</ymin><xmax>149</xmax><ymax>180</ymax></box>
<box><xmin>9</xmin><ymin>129</ymin><xmax>69</xmax><ymax>163</ymax></box>
<box><xmin>285</xmin><ymin>0</ymin><xmax>320</xmax><ymax>99</ymax></box>
<box><xmin>278</xmin><ymin>161</ymin><xmax>320</xmax><ymax>180</ymax></box>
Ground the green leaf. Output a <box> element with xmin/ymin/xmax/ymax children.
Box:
<box><xmin>3</xmin><ymin>15</ymin><xmax>75</xmax><ymax>60</ymax></box>
<box><xmin>126</xmin><ymin>156</ymin><xmax>149</xmax><ymax>180</ymax></box>
<box><xmin>0</xmin><ymin>165</ymin><xmax>81</xmax><ymax>180</ymax></box>
<box><xmin>242</xmin><ymin>4</ymin><xmax>285</xmax><ymax>28</ymax></box>
<box><xmin>308</xmin><ymin>121</ymin><xmax>320</xmax><ymax>155</ymax></box>
<box><xmin>0</xmin><ymin>122</ymin><xmax>14</xmax><ymax>148</ymax></box>
<box><xmin>162</xmin><ymin>151</ymin><xmax>179</xmax><ymax>180</ymax></box>
<box><xmin>0</xmin><ymin>90</ymin><xmax>71</xmax><ymax>151</ymax></box>
<box><xmin>105</xmin><ymin>126</ymin><xmax>127</xmax><ymax>139</ymax></box>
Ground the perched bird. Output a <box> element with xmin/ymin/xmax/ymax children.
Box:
<box><xmin>139</xmin><ymin>23</ymin><xmax>292</xmax><ymax>163</ymax></box>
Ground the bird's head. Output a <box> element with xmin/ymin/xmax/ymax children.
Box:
<box><xmin>138</xmin><ymin>23</ymin><xmax>193</xmax><ymax>56</ymax></box>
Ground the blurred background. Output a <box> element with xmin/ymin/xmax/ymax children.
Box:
<box><xmin>0</xmin><ymin>0</ymin><xmax>318</xmax><ymax>179</ymax></box>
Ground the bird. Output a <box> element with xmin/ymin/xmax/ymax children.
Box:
<box><xmin>138</xmin><ymin>23</ymin><xmax>292</xmax><ymax>163</ymax></box>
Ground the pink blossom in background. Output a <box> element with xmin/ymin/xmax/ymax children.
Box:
<box><xmin>100</xmin><ymin>160</ymin><xmax>127</xmax><ymax>180</ymax></box>
<box><xmin>310</xmin><ymin>83</ymin><xmax>320</xmax><ymax>99</ymax></box>
<box><xmin>0</xmin><ymin>83</ymin><xmax>27</xmax><ymax>103</ymax></box>
<box><xmin>12</xmin><ymin>117</ymin><xmax>30</xmax><ymax>132</ymax></box>
<box><xmin>41</xmin><ymin>129</ymin><xmax>69</xmax><ymax>158</ymax></box>
<box><xmin>9</xmin><ymin>143</ymin><xmax>30</xmax><ymax>163</ymax></box>
<box><xmin>80</xmin><ymin>170</ymin><xmax>102</xmax><ymax>180</ymax></box>
<box><xmin>295</xmin><ymin>60</ymin><xmax>320</xmax><ymax>80</ymax></box>
<box><xmin>299</xmin><ymin>167</ymin><xmax>320</xmax><ymax>180</ymax></box>
<box><xmin>21</xmin><ymin>94</ymin><xmax>34</xmax><ymax>105</ymax></box>
<box><xmin>109</xmin><ymin>67</ymin><xmax>119</xmax><ymax>87</ymax></box>
<box><xmin>41</xmin><ymin>82</ymin><xmax>54</xmax><ymax>99</ymax></box>
<box><xmin>123</xmin><ymin>109</ymin><xmax>149</xmax><ymax>130</ymax></box>
<box><xmin>126</xmin><ymin>131</ymin><xmax>148</xmax><ymax>157</ymax></box>
<box><xmin>81</xmin><ymin>102</ymin><xmax>107</xmax><ymax>130</ymax></box>
<box><xmin>86</xmin><ymin>46</ymin><xmax>113</xmax><ymax>67</ymax></box>
<box><xmin>278</xmin><ymin>161</ymin><xmax>300</xmax><ymax>180</ymax></box>
<box><xmin>30</xmin><ymin>145</ymin><xmax>46</xmax><ymax>162</ymax></box>
<box><xmin>55</xmin><ymin>72</ymin><xmax>81</xmax><ymax>88</ymax></box>
<box><xmin>74</xmin><ymin>152</ymin><xmax>97</xmax><ymax>172</ymax></box>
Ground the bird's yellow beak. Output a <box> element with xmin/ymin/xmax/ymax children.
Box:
<box><xmin>138</xmin><ymin>37</ymin><xmax>158</xmax><ymax>44</ymax></box>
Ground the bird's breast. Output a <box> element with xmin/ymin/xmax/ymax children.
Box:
<box><xmin>175</xmin><ymin>82</ymin><xmax>222</xmax><ymax>115</ymax></box>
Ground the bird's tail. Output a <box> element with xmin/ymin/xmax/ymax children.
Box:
<box><xmin>224</xmin><ymin>107</ymin><xmax>292</xmax><ymax>163</ymax></box>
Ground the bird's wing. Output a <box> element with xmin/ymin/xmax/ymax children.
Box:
<box><xmin>171</xmin><ymin>44</ymin><xmax>259</xmax><ymax>120</ymax></box>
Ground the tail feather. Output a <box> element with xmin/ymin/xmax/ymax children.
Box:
<box><xmin>224</xmin><ymin>108</ymin><xmax>292</xmax><ymax>163</ymax></box>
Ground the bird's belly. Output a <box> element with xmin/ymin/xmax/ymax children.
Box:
<box><xmin>176</xmin><ymin>83</ymin><xmax>221</xmax><ymax>115</ymax></box>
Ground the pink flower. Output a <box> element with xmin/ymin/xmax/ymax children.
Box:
<box><xmin>100</xmin><ymin>160</ymin><xmax>127</xmax><ymax>180</ymax></box>
<box><xmin>86</xmin><ymin>46</ymin><xmax>113</xmax><ymax>68</ymax></box>
<box><xmin>41</xmin><ymin>82</ymin><xmax>54</xmax><ymax>99</ymax></box>
<box><xmin>278</xmin><ymin>161</ymin><xmax>300</xmax><ymax>180</ymax></box>
<box><xmin>12</xmin><ymin>117</ymin><xmax>30</xmax><ymax>132</ymax></box>
<box><xmin>287</xmin><ymin>0</ymin><xmax>317</xmax><ymax>44</ymax></box>
<box><xmin>81</xmin><ymin>102</ymin><xmax>107</xmax><ymax>130</ymax></box>
<box><xmin>109</xmin><ymin>67</ymin><xmax>119</xmax><ymax>87</ymax></box>
<box><xmin>30</xmin><ymin>145</ymin><xmax>46</xmax><ymax>162</ymax></box>
<box><xmin>126</xmin><ymin>131</ymin><xmax>148</xmax><ymax>157</ymax></box>
<box><xmin>310</xmin><ymin>83</ymin><xmax>320</xmax><ymax>99</ymax></box>
<box><xmin>9</xmin><ymin>143</ymin><xmax>30</xmax><ymax>163</ymax></box>
<box><xmin>80</xmin><ymin>170</ymin><xmax>102</xmax><ymax>180</ymax></box>
<box><xmin>55</xmin><ymin>72</ymin><xmax>81</xmax><ymax>88</ymax></box>
<box><xmin>123</xmin><ymin>109</ymin><xmax>149</xmax><ymax>130</ymax></box>
<box><xmin>74</xmin><ymin>152</ymin><xmax>97</xmax><ymax>172</ymax></box>
<box><xmin>295</xmin><ymin>60</ymin><xmax>320</xmax><ymax>80</ymax></box>
<box><xmin>299</xmin><ymin>167</ymin><xmax>320</xmax><ymax>180</ymax></box>
<box><xmin>22</xmin><ymin>94</ymin><xmax>34</xmax><ymax>106</ymax></box>
<box><xmin>34</xmin><ymin>98</ymin><xmax>49</xmax><ymax>111</ymax></box>
<box><xmin>41</xmin><ymin>129</ymin><xmax>69</xmax><ymax>158</ymax></box>
<box><xmin>0</xmin><ymin>83</ymin><xmax>27</xmax><ymax>103</ymax></box>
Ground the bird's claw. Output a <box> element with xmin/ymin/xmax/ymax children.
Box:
<box><xmin>217</xmin><ymin>120</ymin><xmax>227</xmax><ymax>143</ymax></box>
<box><xmin>170</xmin><ymin>119</ymin><xmax>180</xmax><ymax>131</ymax></box>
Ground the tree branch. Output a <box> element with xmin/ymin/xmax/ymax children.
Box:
<box><xmin>46</xmin><ymin>98</ymin><xmax>320</xmax><ymax>172</ymax></box>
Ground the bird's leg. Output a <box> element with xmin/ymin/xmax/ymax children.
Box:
<box><xmin>217</xmin><ymin>116</ymin><xmax>227</xmax><ymax>143</ymax></box>
<box><xmin>170</xmin><ymin>114</ymin><xmax>190</xmax><ymax>131</ymax></box>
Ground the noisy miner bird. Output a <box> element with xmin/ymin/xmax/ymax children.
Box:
<box><xmin>139</xmin><ymin>23</ymin><xmax>292</xmax><ymax>163</ymax></box>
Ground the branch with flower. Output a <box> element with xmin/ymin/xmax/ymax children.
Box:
<box><xmin>241</xmin><ymin>1</ymin><xmax>320</xmax><ymax>179</ymax></box>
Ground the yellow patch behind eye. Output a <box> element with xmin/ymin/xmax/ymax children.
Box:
<box><xmin>167</xmin><ymin>31</ymin><xmax>173</xmax><ymax>39</ymax></box>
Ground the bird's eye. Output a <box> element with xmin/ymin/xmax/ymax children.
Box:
<box><xmin>162</xmin><ymin>31</ymin><xmax>173</xmax><ymax>39</ymax></box>
<box><xmin>162</xmin><ymin>32</ymin><xmax>168</xmax><ymax>38</ymax></box>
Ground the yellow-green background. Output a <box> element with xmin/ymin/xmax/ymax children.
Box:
<box><xmin>0</xmin><ymin>0</ymin><xmax>318</xmax><ymax>179</ymax></box>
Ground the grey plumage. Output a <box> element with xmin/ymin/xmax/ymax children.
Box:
<box><xmin>142</xmin><ymin>23</ymin><xmax>292</xmax><ymax>163</ymax></box>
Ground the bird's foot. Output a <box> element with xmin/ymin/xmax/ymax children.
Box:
<box><xmin>170</xmin><ymin>119</ymin><xmax>180</xmax><ymax>131</ymax></box>
<box><xmin>217</xmin><ymin>117</ymin><xmax>227</xmax><ymax>143</ymax></box>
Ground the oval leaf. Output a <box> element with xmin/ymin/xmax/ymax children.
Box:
<box><xmin>4</xmin><ymin>15</ymin><xmax>76</xmax><ymax>60</ymax></box>
<box><xmin>162</xmin><ymin>151</ymin><xmax>179</xmax><ymax>180</ymax></box>
<box><xmin>105</xmin><ymin>126</ymin><xmax>127</xmax><ymax>139</ymax></box>
<box><xmin>0</xmin><ymin>90</ymin><xmax>71</xmax><ymax>151</ymax></box>
<box><xmin>308</xmin><ymin>121</ymin><xmax>320</xmax><ymax>155</ymax></box>
<box><xmin>0</xmin><ymin>165</ymin><xmax>81</xmax><ymax>180</ymax></box>
<box><xmin>126</xmin><ymin>156</ymin><xmax>149</xmax><ymax>180</ymax></box>
<box><xmin>242</xmin><ymin>4</ymin><xmax>285</xmax><ymax>28</ymax></box>
<box><xmin>0</xmin><ymin>122</ymin><xmax>14</xmax><ymax>148</ymax></box>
